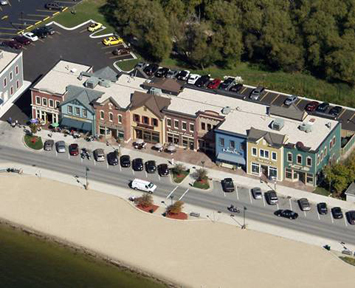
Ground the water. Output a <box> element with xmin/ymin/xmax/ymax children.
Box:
<box><xmin>0</xmin><ymin>224</ymin><xmax>166</xmax><ymax>288</ymax></box>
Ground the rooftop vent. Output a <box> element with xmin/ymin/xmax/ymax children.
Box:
<box><xmin>222</xmin><ymin>106</ymin><xmax>232</xmax><ymax>115</ymax></box>
<box><xmin>326</xmin><ymin>122</ymin><xmax>332</xmax><ymax>129</ymax></box>
<box><xmin>70</xmin><ymin>68</ymin><xmax>77</xmax><ymax>74</ymax></box>
<box><xmin>299</xmin><ymin>122</ymin><xmax>313</xmax><ymax>133</ymax></box>
<box><xmin>149</xmin><ymin>87</ymin><xmax>162</xmax><ymax>96</ymax></box>
<box><xmin>99</xmin><ymin>79</ymin><xmax>111</xmax><ymax>88</ymax></box>
<box><xmin>271</xmin><ymin>118</ymin><xmax>284</xmax><ymax>131</ymax></box>
<box><xmin>84</xmin><ymin>76</ymin><xmax>99</xmax><ymax>89</ymax></box>
<box><xmin>78</xmin><ymin>71</ymin><xmax>93</xmax><ymax>81</ymax></box>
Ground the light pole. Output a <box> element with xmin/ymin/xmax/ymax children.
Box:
<box><xmin>242</xmin><ymin>206</ymin><xmax>247</xmax><ymax>229</ymax></box>
<box><xmin>169</xmin><ymin>195</ymin><xmax>174</xmax><ymax>206</ymax></box>
<box><xmin>85</xmin><ymin>167</ymin><xmax>90</xmax><ymax>190</ymax></box>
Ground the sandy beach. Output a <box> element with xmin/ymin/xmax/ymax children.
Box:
<box><xmin>0</xmin><ymin>174</ymin><xmax>355</xmax><ymax>288</ymax></box>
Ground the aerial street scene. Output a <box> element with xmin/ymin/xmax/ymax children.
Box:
<box><xmin>2</xmin><ymin>0</ymin><xmax>355</xmax><ymax>287</ymax></box>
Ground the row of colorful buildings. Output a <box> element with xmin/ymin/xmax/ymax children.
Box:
<box><xmin>30</xmin><ymin>60</ymin><xmax>341</xmax><ymax>187</ymax></box>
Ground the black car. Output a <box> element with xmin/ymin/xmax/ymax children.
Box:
<box><xmin>274</xmin><ymin>209</ymin><xmax>298</xmax><ymax>220</ymax></box>
<box><xmin>331</xmin><ymin>207</ymin><xmax>343</xmax><ymax>219</ymax></box>
<box><xmin>143</xmin><ymin>64</ymin><xmax>159</xmax><ymax>76</ymax></box>
<box><xmin>120</xmin><ymin>155</ymin><xmax>131</xmax><ymax>167</ymax></box>
<box><xmin>13</xmin><ymin>36</ymin><xmax>31</xmax><ymax>45</ymax></box>
<box><xmin>328</xmin><ymin>106</ymin><xmax>342</xmax><ymax>117</ymax></box>
<box><xmin>41</xmin><ymin>25</ymin><xmax>55</xmax><ymax>35</ymax></box>
<box><xmin>316</xmin><ymin>102</ymin><xmax>329</xmax><ymax>113</ymax></box>
<box><xmin>265</xmin><ymin>190</ymin><xmax>278</xmax><ymax>205</ymax></box>
<box><xmin>176</xmin><ymin>70</ymin><xmax>190</xmax><ymax>81</ymax></box>
<box><xmin>145</xmin><ymin>160</ymin><xmax>157</xmax><ymax>173</ymax></box>
<box><xmin>229</xmin><ymin>83</ymin><xmax>243</xmax><ymax>93</ymax></box>
<box><xmin>221</xmin><ymin>178</ymin><xmax>235</xmax><ymax>192</ymax></box>
<box><xmin>107</xmin><ymin>152</ymin><xmax>118</xmax><ymax>166</ymax></box>
<box><xmin>31</xmin><ymin>27</ymin><xmax>48</xmax><ymax>38</ymax></box>
<box><xmin>157</xmin><ymin>164</ymin><xmax>169</xmax><ymax>176</ymax></box>
<box><xmin>346</xmin><ymin>211</ymin><xmax>355</xmax><ymax>225</ymax></box>
<box><xmin>132</xmin><ymin>158</ymin><xmax>144</xmax><ymax>171</ymax></box>
<box><xmin>195</xmin><ymin>74</ymin><xmax>211</xmax><ymax>87</ymax></box>
<box><xmin>45</xmin><ymin>2</ymin><xmax>63</xmax><ymax>10</ymax></box>
<box><xmin>317</xmin><ymin>202</ymin><xmax>328</xmax><ymax>215</ymax></box>
<box><xmin>155</xmin><ymin>67</ymin><xmax>169</xmax><ymax>78</ymax></box>
<box><xmin>218</xmin><ymin>77</ymin><xmax>235</xmax><ymax>90</ymax></box>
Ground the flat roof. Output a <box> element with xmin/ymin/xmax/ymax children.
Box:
<box><xmin>0</xmin><ymin>50</ymin><xmax>19</xmax><ymax>74</ymax></box>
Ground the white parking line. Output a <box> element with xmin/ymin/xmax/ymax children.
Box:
<box><xmin>224</xmin><ymin>191</ymin><xmax>226</xmax><ymax>197</ymax></box>
<box><xmin>166</xmin><ymin>186</ymin><xmax>178</xmax><ymax>199</ymax></box>
<box><xmin>303</xmin><ymin>211</ymin><xmax>307</xmax><ymax>217</ymax></box>
<box><xmin>330</xmin><ymin>213</ymin><xmax>334</xmax><ymax>223</ymax></box>
<box><xmin>55</xmin><ymin>151</ymin><xmax>58</xmax><ymax>157</ymax></box>
<box><xmin>132</xmin><ymin>169</ymin><xmax>135</xmax><ymax>175</ymax></box>
<box><xmin>106</xmin><ymin>162</ymin><xmax>109</xmax><ymax>169</ymax></box>
<box><xmin>344</xmin><ymin>216</ymin><xmax>348</xmax><ymax>227</ymax></box>
<box><xmin>289</xmin><ymin>199</ymin><xmax>293</xmax><ymax>210</ymax></box>
<box><xmin>235</xmin><ymin>189</ymin><xmax>239</xmax><ymax>200</ymax></box>
<box><xmin>317</xmin><ymin>210</ymin><xmax>320</xmax><ymax>220</ymax></box>
<box><xmin>262</xmin><ymin>196</ymin><xmax>266</xmax><ymax>207</ymax></box>
<box><xmin>145</xmin><ymin>171</ymin><xmax>148</xmax><ymax>178</ymax></box>
<box><xmin>276</xmin><ymin>203</ymin><xmax>279</xmax><ymax>210</ymax></box>
<box><xmin>249</xmin><ymin>191</ymin><xmax>252</xmax><ymax>204</ymax></box>
<box><xmin>94</xmin><ymin>160</ymin><xmax>96</xmax><ymax>166</ymax></box>
<box><xmin>68</xmin><ymin>153</ymin><xmax>70</xmax><ymax>159</ymax></box>
<box><xmin>179</xmin><ymin>189</ymin><xmax>189</xmax><ymax>200</ymax></box>
<box><xmin>158</xmin><ymin>175</ymin><xmax>161</xmax><ymax>181</ymax></box>
<box><xmin>119</xmin><ymin>165</ymin><xmax>122</xmax><ymax>172</ymax></box>
<box><xmin>80</xmin><ymin>157</ymin><xmax>83</xmax><ymax>163</ymax></box>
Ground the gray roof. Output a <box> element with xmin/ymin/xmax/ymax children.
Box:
<box><xmin>269</xmin><ymin>104</ymin><xmax>306</xmax><ymax>121</ymax></box>
<box><xmin>247</xmin><ymin>127</ymin><xmax>286</xmax><ymax>147</ymax></box>
<box><xmin>61</xmin><ymin>85</ymin><xmax>104</xmax><ymax>113</ymax></box>
<box><xmin>345</xmin><ymin>182</ymin><xmax>355</xmax><ymax>196</ymax></box>
<box><xmin>93</xmin><ymin>67</ymin><xmax>119</xmax><ymax>82</ymax></box>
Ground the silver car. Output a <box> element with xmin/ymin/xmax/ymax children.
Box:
<box><xmin>251</xmin><ymin>187</ymin><xmax>262</xmax><ymax>199</ymax></box>
<box><xmin>44</xmin><ymin>139</ymin><xmax>54</xmax><ymax>151</ymax></box>
<box><xmin>94</xmin><ymin>148</ymin><xmax>105</xmax><ymax>162</ymax></box>
<box><xmin>284</xmin><ymin>95</ymin><xmax>298</xmax><ymax>106</ymax></box>
<box><xmin>298</xmin><ymin>198</ymin><xmax>311</xmax><ymax>211</ymax></box>
<box><xmin>249</xmin><ymin>86</ymin><xmax>265</xmax><ymax>100</ymax></box>
<box><xmin>55</xmin><ymin>141</ymin><xmax>66</xmax><ymax>153</ymax></box>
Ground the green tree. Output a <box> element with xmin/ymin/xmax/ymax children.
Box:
<box><xmin>29</xmin><ymin>123</ymin><xmax>37</xmax><ymax>135</ymax></box>
<box><xmin>173</xmin><ymin>163</ymin><xmax>186</xmax><ymax>175</ymax></box>
<box><xmin>195</xmin><ymin>168</ymin><xmax>207</xmax><ymax>182</ymax></box>
<box><xmin>135</xmin><ymin>194</ymin><xmax>154</xmax><ymax>208</ymax></box>
<box><xmin>167</xmin><ymin>200</ymin><xmax>184</xmax><ymax>214</ymax></box>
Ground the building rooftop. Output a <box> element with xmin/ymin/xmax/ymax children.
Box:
<box><xmin>0</xmin><ymin>50</ymin><xmax>19</xmax><ymax>74</ymax></box>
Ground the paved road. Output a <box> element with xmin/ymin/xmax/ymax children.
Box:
<box><xmin>1</xmin><ymin>144</ymin><xmax>355</xmax><ymax>246</ymax></box>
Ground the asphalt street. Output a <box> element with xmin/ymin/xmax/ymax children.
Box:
<box><xmin>1</xmin><ymin>143</ymin><xmax>355</xmax><ymax>246</ymax></box>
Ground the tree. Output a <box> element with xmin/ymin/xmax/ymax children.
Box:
<box><xmin>195</xmin><ymin>168</ymin><xmax>207</xmax><ymax>182</ymax></box>
<box><xmin>173</xmin><ymin>163</ymin><xmax>186</xmax><ymax>175</ymax></box>
<box><xmin>135</xmin><ymin>194</ymin><xmax>154</xmax><ymax>208</ymax></box>
<box><xmin>29</xmin><ymin>123</ymin><xmax>37</xmax><ymax>135</ymax></box>
<box><xmin>167</xmin><ymin>200</ymin><xmax>184</xmax><ymax>214</ymax></box>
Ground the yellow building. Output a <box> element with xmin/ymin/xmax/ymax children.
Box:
<box><xmin>246</xmin><ymin>128</ymin><xmax>287</xmax><ymax>181</ymax></box>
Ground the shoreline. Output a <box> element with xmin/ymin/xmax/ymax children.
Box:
<box><xmin>0</xmin><ymin>218</ymin><xmax>177</xmax><ymax>288</ymax></box>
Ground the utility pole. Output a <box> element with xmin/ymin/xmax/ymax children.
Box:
<box><xmin>242</xmin><ymin>206</ymin><xmax>247</xmax><ymax>229</ymax></box>
<box><xmin>85</xmin><ymin>167</ymin><xmax>90</xmax><ymax>190</ymax></box>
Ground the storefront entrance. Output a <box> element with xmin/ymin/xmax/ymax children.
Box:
<box><xmin>135</xmin><ymin>128</ymin><xmax>160</xmax><ymax>143</ymax></box>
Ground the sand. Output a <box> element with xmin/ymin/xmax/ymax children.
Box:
<box><xmin>0</xmin><ymin>174</ymin><xmax>354</xmax><ymax>288</ymax></box>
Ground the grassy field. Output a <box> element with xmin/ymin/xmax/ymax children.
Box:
<box><xmin>192</xmin><ymin>179</ymin><xmax>210</xmax><ymax>190</ymax></box>
<box><xmin>24</xmin><ymin>135</ymin><xmax>43</xmax><ymax>150</ymax></box>
<box><xmin>340</xmin><ymin>256</ymin><xmax>355</xmax><ymax>266</ymax></box>
<box><xmin>313</xmin><ymin>187</ymin><xmax>331</xmax><ymax>197</ymax></box>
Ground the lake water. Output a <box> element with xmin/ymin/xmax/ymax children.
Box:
<box><xmin>0</xmin><ymin>224</ymin><xmax>166</xmax><ymax>288</ymax></box>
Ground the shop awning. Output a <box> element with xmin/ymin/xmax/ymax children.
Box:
<box><xmin>61</xmin><ymin>117</ymin><xmax>92</xmax><ymax>131</ymax></box>
<box><xmin>217</xmin><ymin>152</ymin><xmax>246</xmax><ymax>165</ymax></box>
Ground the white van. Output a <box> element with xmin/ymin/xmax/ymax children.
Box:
<box><xmin>131</xmin><ymin>179</ymin><xmax>157</xmax><ymax>194</ymax></box>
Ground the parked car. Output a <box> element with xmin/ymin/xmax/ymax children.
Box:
<box><xmin>31</xmin><ymin>28</ymin><xmax>48</xmax><ymax>39</ymax></box>
<box><xmin>88</xmin><ymin>22</ymin><xmax>103</xmax><ymax>32</ymax></box>
<box><xmin>329</xmin><ymin>106</ymin><xmax>342</xmax><ymax>117</ymax></box>
<box><xmin>41</xmin><ymin>25</ymin><xmax>55</xmax><ymax>35</ymax></box>
<box><xmin>69</xmin><ymin>144</ymin><xmax>79</xmax><ymax>156</ymax></box>
<box><xmin>249</xmin><ymin>86</ymin><xmax>265</xmax><ymax>100</ymax></box>
<box><xmin>102</xmin><ymin>36</ymin><xmax>123</xmax><ymax>46</ymax></box>
<box><xmin>43</xmin><ymin>140</ymin><xmax>54</xmax><ymax>151</ymax></box>
<box><xmin>317</xmin><ymin>202</ymin><xmax>328</xmax><ymax>215</ymax></box>
<box><xmin>143</xmin><ymin>64</ymin><xmax>159</xmax><ymax>76</ymax></box>
<box><xmin>305</xmin><ymin>101</ymin><xmax>319</xmax><ymax>112</ymax></box>
<box><xmin>331</xmin><ymin>207</ymin><xmax>343</xmax><ymax>219</ymax></box>
<box><xmin>176</xmin><ymin>70</ymin><xmax>190</xmax><ymax>81</ymax></box>
<box><xmin>112</xmin><ymin>48</ymin><xmax>130</xmax><ymax>56</ymax></box>
<box><xmin>274</xmin><ymin>209</ymin><xmax>298</xmax><ymax>220</ymax></box>
<box><xmin>0</xmin><ymin>0</ymin><xmax>9</xmax><ymax>6</ymax></box>
<box><xmin>120</xmin><ymin>155</ymin><xmax>131</xmax><ymax>167</ymax></box>
<box><xmin>265</xmin><ymin>190</ymin><xmax>278</xmax><ymax>205</ymax></box>
<box><xmin>166</xmin><ymin>69</ymin><xmax>179</xmax><ymax>79</ymax></box>
<box><xmin>2</xmin><ymin>40</ymin><xmax>22</xmax><ymax>49</ymax></box>
<box><xmin>298</xmin><ymin>198</ymin><xmax>311</xmax><ymax>211</ymax></box>
<box><xmin>221</xmin><ymin>178</ymin><xmax>235</xmax><ymax>192</ymax></box>
<box><xmin>187</xmin><ymin>74</ymin><xmax>201</xmax><ymax>85</ymax></box>
<box><xmin>22</xmin><ymin>32</ymin><xmax>38</xmax><ymax>42</ymax></box>
<box><xmin>157</xmin><ymin>164</ymin><xmax>169</xmax><ymax>176</ymax></box>
<box><xmin>218</xmin><ymin>77</ymin><xmax>235</xmax><ymax>90</ymax></box>
<box><xmin>45</xmin><ymin>2</ymin><xmax>63</xmax><ymax>11</ymax></box>
<box><xmin>93</xmin><ymin>148</ymin><xmax>105</xmax><ymax>162</ymax></box>
<box><xmin>55</xmin><ymin>141</ymin><xmax>66</xmax><ymax>153</ymax></box>
<box><xmin>132</xmin><ymin>158</ymin><xmax>144</xmax><ymax>171</ymax></box>
<box><xmin>195</xmin><ymin>74</ymin><xmax>211</xmax><ymax>87</ymax></box>
<box><xmin>316</xmin><ymin>102</ymin><xmax>329</xmax><ymax>113</ymax></box>
<box><xmin>229</xmin><ymin>83</ymin><xmax>243</xmax><ymax>93</ymax></box>
<box><xmin>251</xmin><ymin>187</ymin><xmax>262</xmax><ymax>200</ymax></box>
<box><xmin>13</xmin><ymin>35</ymin><xmax>31</xmax><ymax>45</ymax></box>
<box><xmin>107</xmin><ymin>152</ymin><xmax>118</xmax><ymax>166</ymax></box>
<box><xmin>155</xmin><ymin>67</ymin><xmax>169</xmax><ymax>78</ymax></box>
<box><xmin>130</xmin><ymin>178</ymin><xmax>156</xmax><ymax>194</ymax></box>
<box><xmin>284</xmin><ymin>95</ymin><xmax>298</xmax><ymax>106</ymax></box>
<box><xmin>346</xmin><ymin>211</ymin><xmax>355</xmax><ymax>225</ymax></box>
<box><xmin>145</xmin><ymin>160</ymin><xmax>156</xmax><ymax>173</ymax></box>
<box><xmin>207</xmin><ymin>79</ymin><xmax>222</xmax><ymax>90</ymax></box>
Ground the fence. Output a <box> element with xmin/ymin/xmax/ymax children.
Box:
<box><xmin>341</xmin><ymin>134</ymin><xmax>355</xmax><ymax>156</ymax></box>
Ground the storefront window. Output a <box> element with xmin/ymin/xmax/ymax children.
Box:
<box><xmin>251</xmin><ymin>163</ymin><xmax>259</xmax><ymax>174</ymax></box>
<box><xmin>269</xmin><ymin>167</ymin><xmax>277</xmax><ymax>178</ymax></box>
<box><xmin>152</xmin><ymin>132</ymin><xmax>160</xmax><ymax>143</ymax></box>
<box><xmin>285</xmin><ymin>168</ymin><xmax>292</xmax><ymax>179</ymax></box>
<box><xmin>306</xmin><ymin>174</ymin><xmax>314</xmax><ymax>184</ymax></box>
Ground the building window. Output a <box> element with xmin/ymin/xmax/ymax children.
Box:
<box><xmin>100</xmin><ymin>110</ymin><xmax>104</xmax><ymax>120</ymax></box>
<box><xmin>35</xmin><ymin>96</ymin><xmax>41</xmax><ymax>105</ymax></box>
<box><xmin>152</xmin><ymin>118</ymin><xmax>158</xmax><ymax>127</ymax></box>
<box><xmin>207</xmin><ymin>124</ymin><xmax>212</xmax><ymax>131</ymax></box>
<box><xmin>306</xmin><ymin>157</ymin><xmax>312</xmax><ymax>167</ymax></box>
<box><xmin>251</xmin><ymin>163</ymin><xmax>259</xmax><ymax>174</ymax></box>
<box><xmin>230</xmin><ymin>140</ymin><xmax>235</xmax><ymax>149</ymax></box>
<box><xmin>269</xmin><ymin>167</ymin><xmax>277</xmax><ymax>179</ymax></box>
<box><xmin>174</xmin><ymin>120</ymin><xmax>179</xmax><ymax>129</ymax></box>
<box><xmin>297</xmin><ymin>154</ymin><xmax>302</xmax><ymax>165</ymax></box>
<box><xmin>15</xmin><ymin>65</ymin><xmax>19</xmax><ymax>75</ymax></box>
<box><xmin>271</xmin><ymin>152</ymin><xmax>277</xmax><ymax>161</ymax></box>
<box><xmin>260</xmin><ymin>149</ymin><xmax>269</xmax><ymax>159</ymax></box>
<box><xmin>189</xmin><ymin>123</ymin><xmax>194</xmax><ymax>132</ymax></box>
<box><xmin>306</xmin><ymin>174</ymin><xmax>314</xmax><ymax>184</ymax></box>
<box><xmin>167</xmin><ymin>118</ymin><xmax>171</xmax><ymax>127</ymax></box>
<box><xmin>324</xmin><ymin>146</ymin><xmax>327</xmax><ymax>156</ymax></box>
<box><xmin>317</xmin><ymin>154</ymin><xmax>320</xmax><ymax>165</ymax></box>
<box><xmin>16</xmin><ymin>80</ymin><xmax>20</xmax><ymax>89</ymax></box>
<box><xmin>42</xmin><ymin>98</ymin><xmax>47</xmax><ymax>106</ymax></box>
<box><xmin>68</xmin><ymin>105</ymin><xmax>73</xmax><ymax>114</ymax></box>
<box><xmin>142</xmin><ymin>116</ymin><xmax>149</xmax><ymax>124</ymax></box>
<box><xmin>133</xmin><ymin>114</ymin><xmax>140</xmax><ymax>122</ymax></box>
<box><xmin>55</xmin><ymin>101</ymin><xmax>60</xmax><ymax>108</ymax></box>
<box><xmin>201</xmin><ymin>122</ymin><xmax>206</xmax><ymax>130</ymax></box>
<box><xmin>182</xmin><ymin>121</ymin><xmax>187</xmax><ymax>131</ymax></box>
<box><xmin>10</xmin><ymin>86</ymin><xmax>14</xmax><ymax>95</ymax></box>
<box><xmin>108</xmin><ymin>103</ymin><xmax>113</xmax><ymax>110</ymax></box>
<box><xmin>3</xmin><ymin>77</ymin><xmax>7</xmax><ymax>88</ymax></box>
<box><xmin>49</xmin><ymin>99</ymin><xmax>54</xmax><ymax>108</ymax></box>
<box><xmin>75</xmin><ymin>107</ymin><xmax>80</xmax><ymax>116</ymax></box>
<box><xmin>219</xmin><ymin>138</ymin><xmax>225</xmax><ymax>147</ymax></box>
<box><xmin>109</xmin><ymin>112</ymin><xmax>113</xmax><ymax>122</ymax></box>
<box><xmin>118</xmin><ymin>114</ymin><xmax>122</xmax><ymax>124</ymax></box>
<box><xmin>285</xmin><ymin>168</ymin><xmax>292</xmax><ymax>179</ymax></box>
<box><xmin>252</xmin><ymin>147</ymin><xmax>257</xmax><ymax>156</ymax></box>
<box><xmin>9</xmin><ymin>72</ymin><xmax>13</xmax><ymax>81</ymax></box>
<box><xmin>287</xmin><ymin>152</ymin><xmax>293</xmax><ymax>162</ymax></box>
<box><xmin>83</xmin><ymin>109</ymin><xmax>87</xmax><ymax>118</ymax></box>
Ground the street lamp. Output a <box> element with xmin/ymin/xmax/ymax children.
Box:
<box><xmin>85</xmin><ymin>167</ymin><xmax>90</xmax><ymax>190</ymax></box>
<box><xmin>241</xmin><ymin>206</ymin><xmax>247</xmax><ymax>229</ymax></box>
<box><xmin>169</xmin><ymin>195</ymin><xmax>174</xmax><ymax>206</ymax></box>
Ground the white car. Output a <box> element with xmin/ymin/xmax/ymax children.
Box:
<box><xmin>0</xmin><ymin>0</ymin><xmax>9</xmax><ymax>6</ymax></box>
<box><xmin>22</xmin><ymin>32</ymin><xmax>38</xmax><ymax>42</ymax></box>
<box><xmin>187</xmin><ymin>74</ymin><xmax>201</xmax><ymax>85</ymax></box>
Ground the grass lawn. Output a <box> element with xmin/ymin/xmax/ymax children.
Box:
<box><xmin>340</xmin><ymin>256</ymin><xmax>355</xmax><ymax>266</ymax></box>
<box><xmin>313</xmin><ymin>187</ymin><xmax>332</xmax><ymax>197</ymax></box>
<box><xmin>116</xmin><ymin>58</ymin><xmax>141</xmax><ymax>72</ymax></box>
<box><xmin>172</xmin><ymin>170</ymin><xmax>189</xmax><ymax>184</ymax></box>
<box><xmin>193</xmin><ymin>178</ymin><xmax>210</xmax><ymax>190</ymax></box>
<box><xmin>24</xmin><ymin>135</ymin><xmax>43</xmax><ymax>150</ymax></box>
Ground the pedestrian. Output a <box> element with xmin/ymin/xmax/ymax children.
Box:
<box><xmin>171</xmin><ymin>158</ymin><xmax>175</xmax><ymax>165</ymax></box>
<box><xmin>8</xmin><ymin>117</ymin><xmax>12</xmax><ymax>124</ymax></box>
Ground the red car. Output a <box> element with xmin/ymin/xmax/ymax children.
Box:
<box><xmin>2</xmin><ymin>40</ymin><xmax>22</xmax><ymax>49</ymax></box>
<box><xmin>207</xmin><ymin>79</ymin><xmax>222</xmax><ymax>89</ymax></box>
<box><xmin>13</xmin><ymin>36</ymin><xmax>31</xmax><ymax>45</ymax></box>
<box><xmin>305</xmin><ymin>101</ymin><xmax>319</xmax><ymax>112</ymax></box>
<box><xmin>69</xmin><ymin>144</ymin><xmax>79</xmax><ymax>156</ymax></box>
